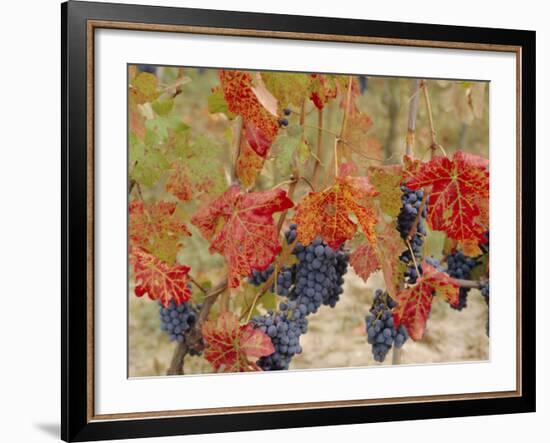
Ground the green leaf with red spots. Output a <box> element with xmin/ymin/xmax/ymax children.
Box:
<box><xmin>262</xmin><ymin>72</ymin><xmax>311</xmax><ymax>108</ymax></box>
<box><xmin>202</xmin><ymin>312</ymin><xmax>275</xmax><ymax>372</ymax></box>
<box><xmin>376</xmin><ymin>220</ymin><xmax>407</xmax><ymax>299</ymax></box>
<box><xmin>293</xmin><ymin>175</ymin><xmax>378</xmax><ymax>250</ymax></box>
<box><xmin>393</xmin><ymin>260</ymin><xmax>460</xmax><ymax>340</ymax></box>
<box><xmin>219</xmin><ymin>70</ymin><xmax>279</xmax><ymax>157</ymax></box>
<box><xmin>131</xmin><ymin>247</ymin><xmax>192</xmax><ymax>307</ymax></box>
<box><xmin>368</xmin><ymin>164</ymin><xmax>404</xmax><ymax>217</ymax></box>
<box><xmin>129</xmin><ymin>201</ymin><xmax>191</xmax><ymax>265</ymax></box>
<box><xmin>191</xmin><ymin>186</ymin><xmax>294</xmax><ymax>288</ymax></box>
<box><xmin>406</xmin><ymin>151</ymin><xmax>489</xmax><ymax>241</ymax></box>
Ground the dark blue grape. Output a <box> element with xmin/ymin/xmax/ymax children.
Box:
<box><xmin>250</xmin><ymin>224</ymin><xmax>349</xmax><ymax>370</ymax></box>
<box><xmin>252</xmin><ymin>308</ymin><xmax>308</xmax><ymax>371</ymax></box>
<box><xmin>396</xmin><ymin>186</ymin><xmax>429</xmax><ymax>284</ymax></box>
<box><xmin>446</xmin><ymin>251</ymin><xmax>477</xmax><ymax>310</ymax></box>
<box><xmin>365</xmin><ymin>289</ymin><xmax>408</xmax><ymax>362</ymax></box>
<box><xmin>159</xmin><ymin>299</ymin><xmax>201</xmax><ymax>352</ymax></box>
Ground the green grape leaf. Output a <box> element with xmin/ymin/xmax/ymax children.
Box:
<box><xmin>262</xmin><ymin>72</ymin><xmax>311</xmax><ymax>108</ymax></box>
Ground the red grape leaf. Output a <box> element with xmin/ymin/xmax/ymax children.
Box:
<box><xmin>349</xmin><ymin>241</ymin><xmax>380</xmax><ymax>282</ymax></box>
<box><xmin>393</xmin><ymin>261</ymin><xmax>460</xmax><ymax>340</ymax></box>
<box><xmin>406</xmin><ymin>151</ymin><xmax>489</xmax><ymax>241</ymax></box>
<box><xmin>219</xmin><ymin>70</ymin><xmax>279</xmax><ymax>157</ymax></box>
<box><xmin>202</xmin><ymin>311</ymin><xmax>275</xmax><ymax>372</ymax></box>
<box><xmin>244</xmin><ymin>120</ymin><xmax>271</xmax><ymax>157</ymax></box>
<box><xmin>368</xmin><ymin>164</ymin><xmax>404</xmax><ymax>217</ymax></box>
<box><xmin>191</xmin><ymin>185</ymin><xmax>293</xmax><ymax>288</ymax></box>
<box><xmin>309</xmin><ymin>74</ymin><xmax>338</xmax><ymax>110</ymax></box>
<box><xmin>293</xmin><ymin>176</ymin><xmax>378</xmax><ymax>249</ymax></box>
<box><xmin>129</xmin><ymin>201</ymin><xmax>191</xmax><ymax>265</ymax></box>
<box><xmin>131</xmin><ymin>247</ymin><xmax>192</xmax><ymax>307</ymax></box>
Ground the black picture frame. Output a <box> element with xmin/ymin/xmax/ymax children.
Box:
<box><xmin>62</xmin><ymin>1</ymin><xmax>536</xmax><ymax>441</ymax></box>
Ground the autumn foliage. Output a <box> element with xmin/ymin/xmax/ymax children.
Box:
<box><xmin>128</xmin><ymin>65</ymin><xmax>490</xmax><ymax>374</ymax></box>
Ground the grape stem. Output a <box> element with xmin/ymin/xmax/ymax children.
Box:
<box><xmin>188</xmin><ymin>275</ymin><xmax>207</xmax><ymax>294</ymax></box>
<box><xmin>406</xmin><ymin>187</ymin><xmax>430</xmax><ymax>240</ymax></box>
<box><xmin>405</xmin><ymin>238</ymin><xmax>421</xmax><ymax>280</ymax></box>
<box><xmin>167</xmin><ymin>279</ymin><xmax>228</xmax><ymax>375</ymax></box>
<box><xmin>241</xmin><ymin>237</ymin><xmax>299</xmax><ymax>323</ymax></box>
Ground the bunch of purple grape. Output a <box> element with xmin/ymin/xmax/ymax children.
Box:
<box><xmin>365</xmin><ymin>289</ymin><xmax>408</xmax><ymax>362</ymax></box>
<box><xmin>396</xmin><ymin>186</ymin><xmax>428</xmax><ymax>284</ymax></box>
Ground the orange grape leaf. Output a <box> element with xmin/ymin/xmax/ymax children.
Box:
<box><xmin>129</xmin><ymin>201</ymin><xmax>191</xmax><ymax>265</ymax></box>
<box><xmin>236</xmin><ymin>135</ymin><xmax>265</xmax><ymax>188</ymax></box>
<box><xmin>202</xmin><ymin>312</ymin><xmax>275</xmax><ymax>372</ymax></box>
<box><xmin>219</xmin><ymin>70</ymin><xmax>279</xmax><ymax>157</ymax></box>
<box><xmin>393</xmin><ymin>260</ymin><xmax>460</xmax><ymax>340</ymax></box>
<box><xmin>459</xmin><ymin>239</ymin><xmax>484</xmax><ymax>257</ymax></box>
<box><xmin>293</xmin><ymin>176</ymin><xmax>378</xmax><ymax>249</ymax></box>
<box><xmin>406</xmin><ymin>151</ymin><xmax>489</xmax><ymax>241</ymax></box>
<box><xmin>191</xmin><ymin>186</ymin><xmax>293</xmax><ymax>288</ymax></box>
<box><xmin>368</xmin><ymin>164</ymin><xmax>404</xmax><ymax>217</ymax></box>
<box><xmin>349</xmin><ymin>241</ymin><xmax>380</xmax><ymax>282</ymax></box>
<box><xmin>131</xmin><ymin>247</ymin><xmax>192</xmax><ymax>307</ymax></box>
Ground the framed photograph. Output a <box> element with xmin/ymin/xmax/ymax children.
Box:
<box><xmin>62</xmin><ymin>1</ymin><xmax>535</xmax><ymax>441</ymax></box>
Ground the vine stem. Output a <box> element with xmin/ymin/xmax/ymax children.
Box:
<box><xmin>167</xmin><ymin>280</ymin><xmax>228</xmax><ymax>375</ymax></box>
<box><xmin>276</xmin><ymin>172</ymin><xmax>299</xmax><ymax>235</ymax></box>
<box><xmin>421</xmin><ymin>80</ymin><xmax>446</xmax><ymax>159</ymax></box>
<box><xmin>311</xmin><ymin>107</ymin><xmax>324</xmax><ymax>190</ymax></box>
<box><xmin>405</xmin><ymin>79</ymin><xmax>421</xmax><ymax>156</ymax></box>
<box><xmin>188</xmin><ymin>275</ymin><xmax>207</xmax><ymax>294</ymax></box>
<box><xmin>230</xmin><ymin>116</ymin><xmax>243</xmax><ymax>185</ymax></box>
<box><xmin>303</xmin><ymin>124</ymin><xmax>384</xmax><ymax>163</ymax></box>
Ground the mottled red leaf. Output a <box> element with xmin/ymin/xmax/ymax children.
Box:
<box><xmin>165</xmin><ymin>163</ymin><xmax>193</xmax><ymax>202</ymax></box>
<box><xmin>309</xmin><ymin>74</ymin><xmax>338</xmax><ymax>110</ymax></box>
<box><xmin>375</xmin><ymin>219</ymin><xmax>405</xmax><ymax>298</ymax></box>
<box><xmin>191</xmin><ymin>186</ymin><xmax>293</xmax><ymax>288</ymax></box>
<box><xmin>349</xmin><ymin>241</ymin><xmax>380</xmax><ymax>282</ymax></box>
<box><xmin>129</xmin><ymin>201</ymin><xmax>191</xmax><ymax>265</ymax></box>
<box><xmin>293</xmin><ymin>176</ymin><xmax>378</xmax><ymax>249</ymax></box>
<box><xmin>393</xmin><ymin>261</ymin><xmax>460</xmax><ymax>340</ymax></box>
<box><xmin>131</xmin><ymin>247</ymin><xmax>192</xmax><ymax>307</ymax></box>
<box><xmin>406</xmin><ymin>151</ymin><xmax>489</xmax><ymax>241</ymax></box>
<box><xmin>219</xmin><ymin>70</ymin><xmax>279</xmax><ymax>157</ymax></box>
<box><xmin>202</xmin><ymin>312</ymin><xmax>275</xmax><ymax>372</ymax></box>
